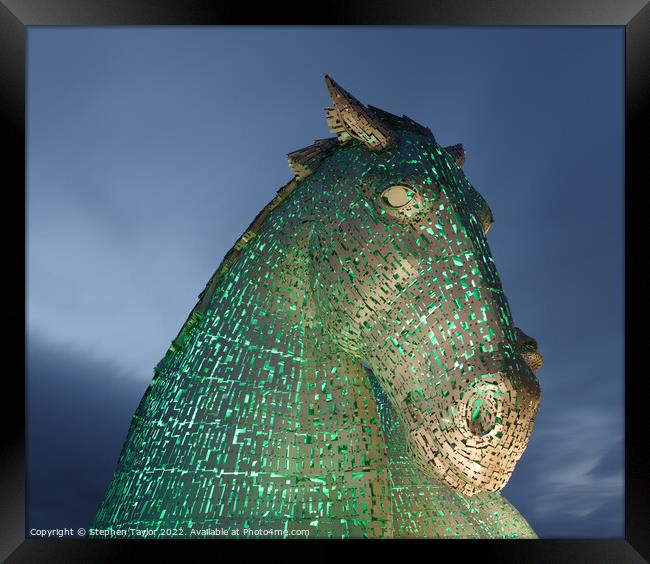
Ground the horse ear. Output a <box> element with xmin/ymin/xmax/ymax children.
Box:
<box><xmin>324</xmin><ymin>75</ymin><xmax>392</xmax><ymax>150</ymax></box>
<box><xmin>444</xmin><ymin>144</ymin><xmax>465</xmax><ymax>167</ymax></box>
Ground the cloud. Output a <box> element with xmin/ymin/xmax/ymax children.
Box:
<box><xmin>586</xmin><ymin>442</ymin><xmax>624</xmax><ymax>481</ymax></box>
<box><xmin>503</xmin><ymin>405</ymin><xmax>623</xmax><ymax>538</ymax></box>
<box><xmin>27</xmin><ymin>332</ymin><xmax>148</xmax><ymax>532</ymax></box>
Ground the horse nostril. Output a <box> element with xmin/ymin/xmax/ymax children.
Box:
<box><xmin>466</xmin><ymin>397</ymin><xmax>498</xmax><ymax>436</ymax></box>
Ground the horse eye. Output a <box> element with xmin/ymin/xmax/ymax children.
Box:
<box><xmin>381</xmin><ymin>185</ymin><xmax>415</xmax><ymax>208</ymax></box>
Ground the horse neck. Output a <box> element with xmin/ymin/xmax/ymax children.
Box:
<box><xmin>197</xmin><ymin>218</ymin><xmax>382</xmax><ymax>446</ymax></box>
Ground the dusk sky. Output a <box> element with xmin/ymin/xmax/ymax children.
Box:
<box><xmin>27</xmin><ymin>27</ymin><xmax>624</xmax><ymax>538</ymax></box>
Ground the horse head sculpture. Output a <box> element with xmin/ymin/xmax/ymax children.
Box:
<box><xmin>93</xmin><ymin>75</ymin><xmax>543</xmax><ymax>539</ymax></box>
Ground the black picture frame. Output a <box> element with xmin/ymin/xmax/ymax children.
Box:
<box><xmin>2</xmin><ymin>1</ymin><xmax>646</xmax><ymax>561</ymax></box>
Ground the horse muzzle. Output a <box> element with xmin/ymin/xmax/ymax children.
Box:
<box><xmin>408</xmin><ymin>362</ymin><xmax>541</xmax><ymax>496</ymax></box>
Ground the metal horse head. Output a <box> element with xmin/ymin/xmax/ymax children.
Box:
<box><xmin>94</xmin><ymin>75</ymin><xmax>544</xmax><ymax>538</ymax></box>
<box><xmin>293</xmin><ymin>75</ymin><xmax>542</xmax><ymax>496</ymax></box>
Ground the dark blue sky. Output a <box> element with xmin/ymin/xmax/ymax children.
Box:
<box><xmin>27</xmin><ymin>27</ymin><xmax>624</xmax><ymax>538</ymax></box>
